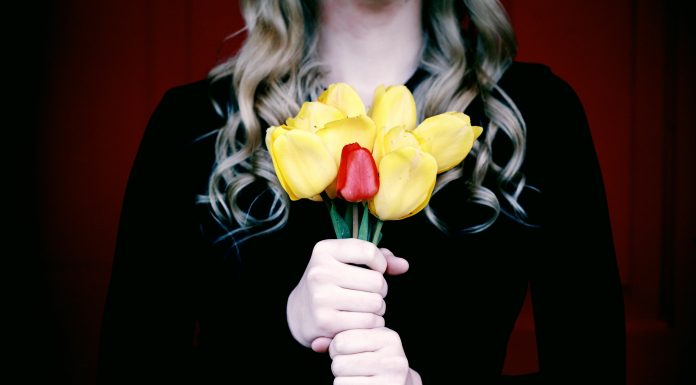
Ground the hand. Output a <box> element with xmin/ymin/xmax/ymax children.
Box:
<box><xmin>286</xmin><ymin>239</ymin><xmax>409</xmax><ymax>352</ymax></box>
<box><xmin>330</xmin><ymin>327</ymin><xmax>422</xmax><ymax>385</ymax></box>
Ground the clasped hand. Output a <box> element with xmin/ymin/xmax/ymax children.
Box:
<box><xmin>287</xmin><ymin>239</ymin><xmax>421</xmax><ymax>385</ymax></box>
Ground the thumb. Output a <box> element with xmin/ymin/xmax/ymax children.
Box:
<box><xmin>382</xmin><ymin>248</ymin><xmax>409</xmax><ymax>276</ymax></box>
<box><xmin>310</xmin><ymin>337</ymin><xmax>332</xmax><ymax>353</ymax></box>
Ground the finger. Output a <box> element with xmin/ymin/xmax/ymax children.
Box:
<box><xmin>315</xmin><ymin>239</ymin><xmax>387</xmax><ymax>273</ymax></box>
<box><xmin>311</xmin><ymin>337</ymin><xmax>332</xmax><ymax>353</ymax></box>
<box><xmin>333</xmin><ymin>377</ymin><xmax>373</xmax><ymax>385</ymax></box>
<box><xmin>334</xmin><ymin>264</ymin><xmax>388</xmax><ymax>297</ymax></box>
<box><xmin>326</xmin><ymin>313</ymin><xmax>384</xmax><ymax>347</ymax></box>
<box><xmin>334</xmin><ymin>289</ymin><xmax>386</xmax><ymax>315</ymax></box>
<box><xmin>382</xmin><ymin>248</ymin><xmax>409</xmax><ymax>276</ymax></box>
<box><xmin>329</xmin><ymin>328</ymin><xmax>385</xmax><ymax>358</ymax></box>
<box><xmin>305</xmin><ymin>262</ymin><xmax>387</xmax><ymax>297</ymax></box>
<box><xmin>331</xmin><ymin>352</ymin><xmax>380</xmax><ymax>377</ymax></box>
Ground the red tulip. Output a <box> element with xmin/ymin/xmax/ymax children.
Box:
<box><xmin>336</xmin><ymin>143</ymin><xmax>380</xmax><ymax>202</ymax></box>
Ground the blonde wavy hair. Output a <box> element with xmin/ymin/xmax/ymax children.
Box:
<box><xmin>206</xmin><ymin>0</ymin><xmax>527</xmax><ymax>242</ymax></box>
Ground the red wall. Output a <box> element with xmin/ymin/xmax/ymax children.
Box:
<box><xmin>33</xmin><ymin>1</ymin><xmax>694</xmax><ymax>384</ymax></box>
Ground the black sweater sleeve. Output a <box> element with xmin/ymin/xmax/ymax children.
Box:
<box><xmin>97</xmin><ymin>83</ymin><xmax>218</xmax><ymax>384</ymax></box>
<box><xmin>522</xmin><ymin>67</ymin><xmax>626</xmax><ymax>384</ymax></box>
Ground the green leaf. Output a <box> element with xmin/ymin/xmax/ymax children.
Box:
<box><xmin>329</xmin><ymin>200</ymin><xmax>351</xmax><ymax>239</ymax></box>
<box><xmin>371</xmin><ymin>220</ymin><xmax>384</xmax><ymax>245</ymax></box>
<box><xmin>358</xmin><ymin>203</ymin><xmax>371</xmax><ymax>241</ymax></box>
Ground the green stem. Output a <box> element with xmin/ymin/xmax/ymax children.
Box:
<box><xmin>371</xmin><ymin>219</ymin><xmax>383</xmax><ymax>245</ymax></box>
<box><xmin>352</xmin><ymin>202</ymin><xmax>359</xmax><ymax>238</ymax></box>
<box><xmin>345</xmin><ymin>203</ymin><xmax>353</xmax><ymax>232</ymax></box>
<box><xmin>358</xmin><ymin>202</ymin><xmax>370</xmax><ymax>241</ymax></box>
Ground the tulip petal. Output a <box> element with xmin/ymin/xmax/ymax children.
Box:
<box><xmin>370</xmin><ymin>85</ymin><xmax>417</xmax><ymax>164</ymax></box>
<box><xmin>413</xmin><ymin>112</ymin><xmax>478</xmax><ymax>173</ymax></box>
<box><xmin>336</xmin><ymin>144</ymin><xmax>379</xmax><ymax>202</ymax></box>
<box><xmin>270</xmin><ymin>130</ymin><xmax>337</xmax><ymax>200</ymax></box>
<box><xmin>445</xmin><ymin>111</ymin><xmax>471</xmax><ymax>125</ymax></box>
<box><xmin>266</xmin><ymin>124</ymin><xmax>292</xmax><ymax>145</ymax></box>
<box><xmin>369</xmin><ymin>147</ymin><xmax>437</xmax><ymax>220</ymax></box>
<box><xmin>383</xmin><ymin>125</ymin><xmax>421</xmax><ymax>155</ymax></box>
<box><xmin>472</xmin><ymin>125</ymin><xmax>484</xmax><ymax>139</ymax></box>
<box><xmin>316</xmin><ymin>115</ymin><xmax>377</xmax><ymax>165</ymax></box>
<box><xmin>266</xmin><ymin>126</ymin><xmax>294</xmax><ymax>198</ymax></box>
<box><xmin>286</xmin><ymin>102</ymin><xmax>346</xmax><ymax>132</ymax></box>
<box><xmin>369</xmin><ymin>85</ymin><xmax>417</xmax><ymax>132</ymax></box>
<box><xmin>318</xmin><ymin>83</ymin><xmax>366</xmax><ymax>117</ymax></box>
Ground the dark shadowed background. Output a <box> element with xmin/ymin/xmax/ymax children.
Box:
<box><xmin>12</xmin><ymin>1</ymin><xmax>695</xmax><ymax>384</ymax></box>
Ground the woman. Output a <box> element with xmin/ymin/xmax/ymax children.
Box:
<box><xmin>98</xmin><ymin>0</ymin><xmax>626</xmax><ymax>384</ymax></box>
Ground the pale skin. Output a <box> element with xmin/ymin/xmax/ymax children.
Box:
<box><xmin>286</xmin><ymin>3</ymin><xmax>425</xmax><ymax>384</ymax></box>
<box><xmin>318</xmin><ymin>0</ymin><xmax>424</xmax><ymax>106</ymax></box>
<box><xmin>286</xmin><ymin>240</ymin><xmax>418</xmax><ymax>384</ymax></box>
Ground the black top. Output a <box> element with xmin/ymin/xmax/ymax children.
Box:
<box><xmin>98</xmin><ymin>62</ymin><xmax>625</xmax><ymax>384</ymax></box>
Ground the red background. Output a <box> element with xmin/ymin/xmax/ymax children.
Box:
<box><xmin>21</xmin><ymin>0</ymin><xmax>695</xmax><ymax>384</ymax></box>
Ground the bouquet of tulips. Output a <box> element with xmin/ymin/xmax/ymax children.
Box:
<box><xmin>265</xmin><ymin>83</ymin><xmax>482</xmax><ymax>244</ymax></box>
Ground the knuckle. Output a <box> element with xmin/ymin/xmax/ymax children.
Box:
<box><xmin>368</xmin><ymin>293</ymin><xmax>384</xmax><ymax>313</ymax></box>
<box><xmin>312</xmin><ymin>240</ymin><xmax>327</xmax><ymax>256</ymax></box>
<box><xmin>384</xmin><ymin>328</ymin><xmax>400</xmax><ymax>341</ymax></box>
<box><xmin>330</xmin><ymin>359</ymin><xmax>339</xmax><ymax>375</ymax></box>
<box><xmin>372</xmin><ymin>314</ymin><xmax>385</xmax><ymax>328</ymax></box>
<box><xmin>377</xmin><ymin>299</ymin><xmax>387</xmax><ymax>316</ymax></box>
<box><xmin>366</xmin><ymin>270</ymin><xmax>387</xmax><ymax>296</ymax></box>
<box><xmin>312</xmin><ymin>239</ymin><xmax>335</xmax><ymax>258</ymax></box>
<box><xmin>367</xmin><ymin>244</ymin><xmax>384</xmax><ymax>269</ymax></box>
<box><xmin>382</xmin><ymin>356</ymin><xmax>409</xmax><ymax>373</ymax></box>
<box><xmin>331</xmin><ymin>357</ymin><xmax>346</xmax><ymax>375</ymax></box>
<box><xmin>310</xmin><ymin>290</ymin><xmax>326</xmax><ymax>306</ymax></box>
<box><xmin>377</xmin><ymin>276</ymin><xmax>388</xmax><ymax>297</ymax></box>
<box><xmin>331</xmin><ymin>333</ymin><xmax>347</xmax><ymax>354</ymax></box>
<box><xmin>306</xmin><ymin>267</ymin><xmax>328</xmax><ymax>285</ymax></box>
<box><xmin>315</xmin><ymin>310</ymin><xmax>334</xmax><ymax>332</ymax></box>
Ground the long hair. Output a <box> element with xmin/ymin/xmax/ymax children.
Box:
<box><xmin>206</xmin><ymin>0</ymin><xmax>527</xmax><ymax>242</ymax></box>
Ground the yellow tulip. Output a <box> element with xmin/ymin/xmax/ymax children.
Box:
<box><xmin>369</xmin><ymin>85</ymin><xmax>417</xmax><ymax>131</ymax></box>
<box><xmin>370</xmin><ymin>85</ymin><xmax>417</xmax><ymax>164</ymax></box>
<box><xmin>413</xmin><ymin>111</ymin><xmax>484</xmax><ymax>173</ymax></box>
<box><xmin>266</xmin><ymin>126</ymin><xmax>337</xmax><ymax>201</ymax></box>
<box><xmin>267</xmin><ymin>81</ymin><xmax>484</xmax><ymax>222</ymax></box>
<box><xmin>318</xmin><ymin>83</ymin><xmax>366</xmax><ymax>117</ymax></box>
<box><xmin>473</xmin><ymin>125</ymin><xmax>483</xmax><ymax>139</ymax></box>
<box><xmin>369</xmin><ymin>146</ymin><xmax>437</xmax><ymax>220</ymax></box>
<box><xmin>286</xmin><ymin>101</ymin><xmax>345</xmax><ymax>132</ymax></box>
<box><xmin>316</xmin><ymin>115</ymin><xmax>376</xmax><ymax>165</ymax></box>
<box><xmin>382</xmin><ymin>125</ymin><xmax>421</xmax><ymax>155</ymax></box>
